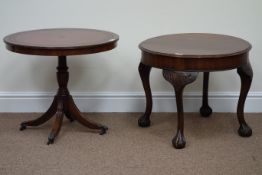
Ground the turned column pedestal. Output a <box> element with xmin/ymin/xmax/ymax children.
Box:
<box><xmin>4</xmin><ymin>28</ymin><xmax>119</xmax><ymax>144</ymax></box>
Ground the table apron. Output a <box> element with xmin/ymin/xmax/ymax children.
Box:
<box><xmin>141</xmin><ymin>52</ymin><xmax>249</xmax><ymax>72</ymax></box>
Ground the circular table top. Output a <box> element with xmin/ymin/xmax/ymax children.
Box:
<box><xmin>139</xmin><ymin>33</ymin><xmax>251</xmax><ymax>58</ymax></box>
<box><xmin>4</xmin><ymin>28</ymin><xmax>119</xmax><ymax>56</ymax></box>
<box><xmin>139</xmin><ymin>33</ymin><xmax>251</xmax><ymax>71</ymax></box>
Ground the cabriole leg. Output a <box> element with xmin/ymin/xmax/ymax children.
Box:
<box><xmin>138</xmin><ymin>62</ymin><xmax>152</xmax><ymax>127</ymax></box>
<box><xmin>200</xmin><ymin>72</ymin><xmax>213</xmax><ymax>117</ymax></box>
<box><xmin>237</xmin><ymin>61</ymin><xmax>253</xmax><ymax>137</ymax></box>
<box><xmin>163</xmin><ymin>70</ymin><xmax>198</xmax><ymax>149</ymax></box>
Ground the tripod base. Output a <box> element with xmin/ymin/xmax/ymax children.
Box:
<box><xmin>20</xmin><ymin>95</ymin><xmax>108</xmax><ymax>144</ymax></box>
<box><xmin>20</xmin><ymin>56</ymin><xmax>108</xmax><ymax>144</ymax></box>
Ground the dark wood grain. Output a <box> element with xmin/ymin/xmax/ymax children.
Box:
<box><xmin>4</xmin><ymin>28</ymin><xmax>117</xmax><ymax>144</ymax></box>
<box><xmin>200</xmin><ymin>72</ymin><xmax>213</xmax><ymax>117</ymax></box>
<box><xmin>163</xmin><ymin>70</ymin><xmax>198</xmax><ymax>149</ymax></box>
<box><xmin>140</xmin><ymin>33</ymin><xmax>251</xmax><ymax>58</ymax></box>
<box><xmin>4</xmin><ymin>28</ymin><xmax>119</xmax><ymax>56</ymax></box>
<box><xmin>138</xmin><ymin>33</ymin><xmax>253</xmax><ymax>149</ymax></box>
<box><xmin>21</xmin><ymin>56</ymin><xmax>108</xmax><ymax>144</ymax></box>
<box><xmin>138</xmin><ymin>63</ymin><xmax>152</xmax><ymax>127</ymax></box>
<box><xmin>140</xmin><ymin>33</ymin><xmax>251</xmax><ymax>71</ymax></box>
<box><xmin>237</xmin><ymin>61</ymin><xmax>253</xmax><ymax>137</ymax></box>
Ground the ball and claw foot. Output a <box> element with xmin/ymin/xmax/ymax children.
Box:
<box><xmin>138</xmin><ymin>115</ymin><xmax>151</xmax><ymax>127</ymax></box>
<box><xmin>200</xmin><ymin>105</ymin><xmax>213</xmax><ymax>117</ymax></box>
<box><xmin>99</xmin><ymin>126</ymin><xmax>108</xmax><ymax>135</ymax></box>
<box><xmin>20</xmin><ymin>123</ymin><xmax>27</xmax><ymax>131</ymax></box>
<box><xmin>172</xmin><ymin>131</ymin><xmax>186</xmax><ymax>149</ymax></box>
<box><xmin>238</xmin><ymin>124</ymin><xmax>252</xmax><ymax>137</ymax></box>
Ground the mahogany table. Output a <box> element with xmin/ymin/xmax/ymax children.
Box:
<box><xmin>138</xmin><ymin>33</ymin><xmax>253</xmax><ymax>149</ymax></box>
<box><xmin>4</xmin><ymin>28</ymin><xmax>119</xmax><ymax>144</ymax></box>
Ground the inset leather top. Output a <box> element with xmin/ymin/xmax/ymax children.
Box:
<box><xmin>4</xmin><ymin>28</ymin><xmax>119</xmax><ymax>56</ymax></box>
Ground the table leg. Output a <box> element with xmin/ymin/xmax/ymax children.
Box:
<box><xmin>64</xmin><ymin>110</ymin><xmax>74</xmax><ymax>122</ymax></box>
<box><xmin>47</xmin><ymin>101</ymin><xmax>64</xmax><ymax>144</ymax></box>
<box><xmin>163</xmin><ymin>70</ymin><xmax>198</xmax><ymax>149</ymax></box>
<box><xmin>20</xmin><ymin>97</ymin><xmax>58</xmax><ymax>130</ymax></box>
<box><xmin>200</xmin><ymin>72</ymin><xmax>213</xmax><ymax>117</ymax></box>
<box><xmin>20</xmin><ymin>56</ymin><xmax>108</xmax><ymax>144</ymax></box>
<box><xmin>237</xmin><ymin>61</ymin><xmax>253</xmax><ymax>137</ymax></box>
<box><xmin>138</xmin><ymin>62</ymin><xmax>152</xmax><ymax>127</ymax></box>
<box><xmin>67</xmin><ymin>96</ymin><xmax>108</xmax><ymax>134</ymax></box>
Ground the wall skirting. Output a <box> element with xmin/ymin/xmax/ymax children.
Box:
<box><xmin>0</xmin><ymin>91</ymin><xmax>261</xmax><ymax>113</ymax></box>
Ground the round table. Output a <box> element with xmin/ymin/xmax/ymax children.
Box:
<box><xmin>138</xmin><ymin>33</ymin><xmax>253</xmax><ymax>149</ymax></box>
<box><xmin>4</xmin><ymin>28</ymin><xmax>119</xmax><ymax>144</ymax></box>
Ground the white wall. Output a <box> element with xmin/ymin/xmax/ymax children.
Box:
<box><xmin>0</xmin><ymin>0</ymin><xmax>261</xmax><ymax>112</ymax></box>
